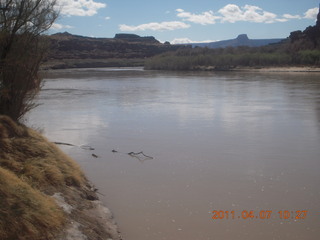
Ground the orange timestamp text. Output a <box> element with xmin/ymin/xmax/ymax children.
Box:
<box><xmin>211</xmin><ymin>210</ymin><xmax>308</xmax><ymax>220</ymax></box>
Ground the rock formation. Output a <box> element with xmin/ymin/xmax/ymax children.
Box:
<box><xmin>190</xmin><ymin>34</ymin><xmax>283</xmax><ymax>48</ymax></box>
<box><xmin>316</xmin><ymin>4</ymin><xmax>320</xmax><ymax>27</ymax></box>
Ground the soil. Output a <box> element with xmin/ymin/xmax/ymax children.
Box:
<box><xmin>53</xmin><ymin>183</ymin><xmax>122</xmax><ymax>240</ymax></box>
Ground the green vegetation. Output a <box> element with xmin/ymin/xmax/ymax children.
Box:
<box><xmin>0</xmin><ymin>115</ymin><xmax>88</xmax><ymax>239</ymax></box>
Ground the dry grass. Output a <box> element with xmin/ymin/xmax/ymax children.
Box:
<box><xmin>0</xmin><ymin>167</ymin><xmax>65</xmax><ymax>240</ymax></box>
<box><xmin>0</xmin><ymin>115</ymin><xmax>88</xmax><ymax>239</ymax></box>
<box><xmin>0</xmin><ymin>115</ymin><xmax>86</xmax><ymax>191</ymax></box>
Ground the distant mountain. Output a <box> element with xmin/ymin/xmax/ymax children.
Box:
<box><xmin>188</xmin><ymin>34</ymin><xmax>284</xmax><ymax>48</ymax></box>
<box><xmin>114</xmin><ymin>33</ymin><xmax>159</xmax><ymax>43</ymax></box>
<box><xmin>45</xmin><ymin>32</ymin><xmax>184</xmax><ymax>68</ymax></box>
<box><xmin>48</xmin><ymin>32</ymin><xmax>177</xmax><ymax>59</ymax></box>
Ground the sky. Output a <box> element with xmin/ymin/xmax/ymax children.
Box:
<box><xmin>51</xmin><ymin>0</ymin><xmax>320</xmax><ymax>44</ymax></box>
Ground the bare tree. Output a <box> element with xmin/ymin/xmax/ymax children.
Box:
<box><xmin>0</xmin><ymin>0</ymin><xmax>58</xmax><ymax>121</ymax></box>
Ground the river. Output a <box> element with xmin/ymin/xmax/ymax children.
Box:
<box><xmin>27</xmin><ymin>68</ymin><xmax>320</xmax><ymax>240</ymax></box>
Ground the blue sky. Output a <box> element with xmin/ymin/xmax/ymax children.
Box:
<box><xmin>51</xmin><ymin>0</ymin><xmax>320</xmax><ymax>43</ymax></box>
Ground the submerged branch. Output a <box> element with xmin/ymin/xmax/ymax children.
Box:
<box><xmin>53</xmin><ymin>142</ymin><xmax>95</xmax><ymax>150</ymax></box>
<box><xmin>112</xmin><ymin>149</ymin><xmax>154</xmax><ymax>163</ymax></box>
<box><xmin>127</xmin><ymin>151</ymin><xmax>154</xmax><ymax>159</ymax></box>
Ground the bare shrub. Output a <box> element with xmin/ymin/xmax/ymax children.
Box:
<box><xmin>0</xmin><ymin>0</ymin><xmax>58</xmax><ymax>121</ymax></box>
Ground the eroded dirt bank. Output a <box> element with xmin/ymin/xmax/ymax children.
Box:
<box><xmin>0</xmin><ymin>115</ymin><xmax>122</xmax><ymax>240</ymax></box>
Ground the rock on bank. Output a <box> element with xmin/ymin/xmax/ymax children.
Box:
<box><xmin>0</xmin><ymin>115</ymin><xmax>121</xmax><ymax>240</ymax></box>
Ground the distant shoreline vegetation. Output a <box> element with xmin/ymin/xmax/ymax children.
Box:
<box><xmin>145</xmin><ymin>14</ymin><xmax>320</xmax><ymax>71</ymax></box>
<box><xmin>144</xmin><ymin>45</ymin><xmax>320</xmax><ymax>71</ymax></box>
<box><xmin>42</xmin><ymin>58</ymin><xmax>145</xmax><ymax>70</ymax></box>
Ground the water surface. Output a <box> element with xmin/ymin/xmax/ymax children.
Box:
<box><xmin>28</xmin><ymin>68</ymin><xmax>320</xmax><ymax>240</ymax></box>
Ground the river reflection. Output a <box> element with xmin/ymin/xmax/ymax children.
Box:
<box><xmin>28</xmin><ymin>68</ymin><xmax>320</xmax><ymax>240</ymax></box>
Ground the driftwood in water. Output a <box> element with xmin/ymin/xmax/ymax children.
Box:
<box><xmin>127</xmin><ymin>151</ymin><xmax>153</xmax><ymax>159</ymax></box>
<box><xmin>112</xmin><ymin>149</ymin><xmax>154</xmax><ymax>162</ymax></box>
<box><xmin>53</xmin><ymin>142</ymin><xmax>95</xmax><ymax>150</ymax></box>
<box><xmin>53</xmin><ymin>142</ymin><xmax>74</xmax><ymax>147</ymax></box>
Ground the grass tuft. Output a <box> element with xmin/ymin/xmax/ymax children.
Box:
<box><xmin>0</xmin><ymin>116</ymin><xmax>86</xmax><ymax>191</ymax></box>
<box><xmin>0</xmin><ymin>115</ymin><xmax>28</xmax><ymax>138</ymax></box>
<box><xmin>0</xmin><ymin>167</ymin><xmax>65</xmax><ymax>240</ymax></box>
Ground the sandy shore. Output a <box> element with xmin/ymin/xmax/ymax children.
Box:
<box><xmin>233</xmin><ymin>66</ymin><xmax>320</xmax><ymax>73</ymax></box>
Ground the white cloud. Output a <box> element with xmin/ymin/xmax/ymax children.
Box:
<box><xmin>218</xmin><ymin>4</ymin><xmax>243</xmax><ymax>23</ymax></box>
<box><xmin>283</xmin><ymin>14</ymin><xmax>301</xmax><ymax>19</ymax></box>
<box><xmin>57</xmin><ymin>0</ymin><xmax>106</xmax><ymax>17</ymax></box>
<box><xmin>119</xmin><ymin>21</ymin><xmax>190</xmax><ymax>31</ymax></box>
<box><xmin>119</xmin><ymin>4</ymin><xmax>318</xmax><ymax>33</ymax></box>
<box><xmin>105</xmin><ymin>16</ymin><xmax>111</xmax><ymax>20</ymax></box>
<box><xmin>304</xmin><ymin>7</ymin><xmax>319</xmax><ymax>19</ymax></box>
<box><xmin>244</xmin><ymin>5</ymin><xmax>278</xmax><ymax>23</ymax></box>
<box><xmin>51</xmin><ymin>23</ymin><xmax>73</xmax><ymax>30</ymax></box>
<box><xmin>276</xmin><ymin>13</ymin><xmax>302</xmax><ymax>23</ymax></box>
<box><xmin>171</xmin><ymin>38</ymin><xmax>216</xmax><ymax>44</ymax></box>
<box><xmin>176</xmin><ymin>9</ymin><xmax>220</xmax><ymax>25</ymax></box>
<box><xmin>175</xmin><ymin>4</ymin><xmax>293</xmax><ymax>25</ymax></box>
<box><xmin>275</xmin><ymin>18</ymin><xmax>288</xmax><ymax>23</ymax></box>
<box><xmin>218</xmin><ymin>4</ymin><xmax>280</xmax><ymax>23</ymax></box>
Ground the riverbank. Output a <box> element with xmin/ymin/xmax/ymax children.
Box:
<box><xmin>175</xmin><ymin>65</ymin><xmax>320</xmax><ymax>72</ymax></box>
<box><xmin>42</xmin><ymin>60</ymin><xmax>320</xmax><ymax>73</ymax></box>
<box><xmin>42</xmin><ymin>58</ymin><xmax>145</xmax><ymax>70</ymax></box>
<box><xmin>231</xmin><ymin>66</ymin><xmax>320</xmax><ymax>73</ymax></box>
<box><xmin>0</xmin><ymin>115</ymin><xmax>121</xmax><ymax>240</ymax></box>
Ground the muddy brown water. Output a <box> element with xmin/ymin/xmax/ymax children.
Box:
<box><xmin>28</xmin><ymin>68</ymin><xmax>320</xmax><ymax>240</ymax></box>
